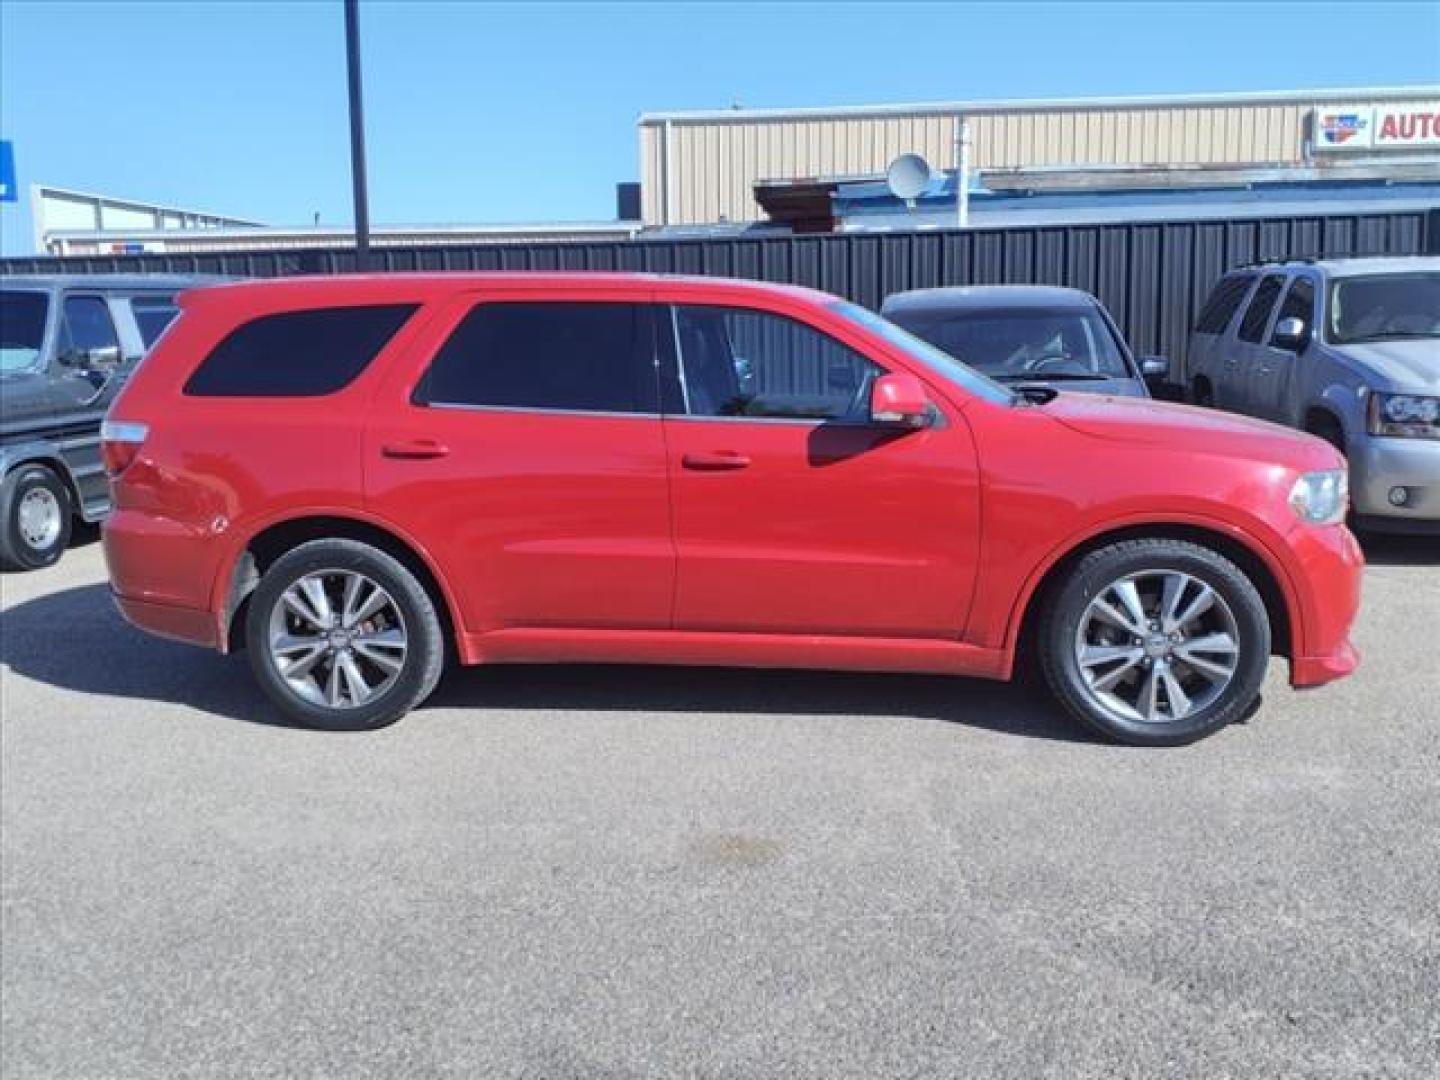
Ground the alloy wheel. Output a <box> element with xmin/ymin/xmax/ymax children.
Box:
<box><xmin>266</xmin><ymin>569</ymin><xmax>409</xmax><ymax>709</ymax></box>
<box><xmin>1073</xmin><ymin>570</ymin><xmax>1241</xmax><ymax>726</ymax></box>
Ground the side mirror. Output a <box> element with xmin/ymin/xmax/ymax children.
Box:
<box><xmin>1272</xmin><ymin>317</ymin><xmax>1308</xmax><ymax>352</ymax></box>
<box><xmin>61</xmin><ymin>344</ymin><xmax>122</xmax><ymax>370</ymax></box>
<box><xmin>870</xmin><ymin>373</ymin><xmax>931</xmax><ymax>429</ymax></box>
<box><xmin>88</xmin><ymin>344</ymin><xmax>123</xmax><ymax>369</ymax></box>
<box><xmin>1139</xmin><ymin>355</ymin><xmax>1170</xmax><ymax>379</ymax></box>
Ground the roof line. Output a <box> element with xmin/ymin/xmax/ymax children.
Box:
<box><xmin>32</xmin><ymin>183</ymin><xmax>265</xmax><ymax>225</ymax></box>
<box><xmin>639</xmin><ymin>85</ymin><xmax>1440</xmax><ymax>124</ymax></box>
<box><xmin>42</xmin><ymin>221</ymin><xmax>644</xmax><ymax>241</ymax></box>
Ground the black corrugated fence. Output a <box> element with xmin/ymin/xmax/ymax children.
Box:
<box><xmin>4</xmin><ymin>208</ymin><xmax>1435</xmax><ymax>373</ymax></box>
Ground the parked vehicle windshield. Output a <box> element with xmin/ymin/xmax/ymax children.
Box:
<box><xmin>904</xmin><ymin>307</ymin><xmax>1131</xmax><ymax>382</ymax></box>
<box><xmin>828</xmin><ymin>301</ymin><xmax>1014</xmax><ymax>405</ymax></box>
<box><xmin>1328</xmin><ymin>273</ymin><xmax>1440</xmax><ymax>345</ymax></box>
<box><xmin>0</xmin><ymin>291</ymin><xmax>49</xmax><ymax>373</ymax></box>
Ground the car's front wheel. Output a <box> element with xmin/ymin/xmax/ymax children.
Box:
<box><xmin>1039</xmin><ymin>538</ymin><xmax>1270</xmax><ymax>746</ymax></box>
<box><xmin>245</xmin><ymin>538</ymin><xmax>445</xmax><ymax>730</ymax></box>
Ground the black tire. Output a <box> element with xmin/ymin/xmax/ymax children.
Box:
<box><xmin>1191</xmin><ymin>379</ymin><xmax>1215</xmax><ymax>408</ymax></box>
<box><xmin>1039</xmin><ymin>538</ymin><xmax>1271</xmax><ymax>747</ymax></box>
<box><xmin>245</xmin><ymin>538</ymin><xmax>445</xmax><ymax>730</ymax></box>
<box><xmin>0</xmin><ymin>464</ymin><xmax>73</xmax><ymax>572</ymax></box>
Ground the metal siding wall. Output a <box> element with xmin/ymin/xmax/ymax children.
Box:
<box><xmin>3</xmin><ymin>211</ymin><xmax>1429</xmax><ymax>372</ymax></box>
<box><xmin>644</xmin><ymin>103</ymin><xmax>1318</xmax><ymax>223</ymax></box>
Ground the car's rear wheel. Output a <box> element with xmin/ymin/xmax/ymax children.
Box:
<box><xmin>1039</xmin><ymin>538</ymin><xmax>1270</xmax><ymax>746</ymax></box>
<box><xmin>245</xmin><ymin>538</ymin><xmax>445</xmax><ymax>730</ymax></box>
<box><xmin>0</xmin><ymin>464</ymin><xmax>73</xmax><ymax>572</ymax></box>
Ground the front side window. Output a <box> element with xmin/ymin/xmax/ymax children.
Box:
<box><xmin>130</xmin><ymin>295</ymin><xmax>180</xmax><ymax>349</ymax></box>
<box><xmin>1194</xmin><ymin>273</ymin><xmax>1255</xmax><ymax>335</ymax></box>
<box><xmin>905</xmin><ymin>306</ymin><xmax>1130</xmax><ymax>383</ymax></box>
<box><xmin>829</xmin><ymin>301</ymin><xmax>1013</xmax><ymax>406</ymax></box>
<box><xmin>417</xmin><ymin>302</ymin><xmax>657</xmax><ymax>414</ymax></box>
<box><xmin>1272</xmin><ymin>278</ymin><xmax>1315</xmax><ymax>343</ymax></box>
<box><xmin>673</xmin><ymin>305</ymin><xmax>882</xmax><ymax>421</ymax></box>
<box><xmin>1237</xmin><ymin>275</ymin><xmax>1285</xmax><ymax>344</ymax></box>
<box><xmin>185</xmin><ymin>304</ymin><xmax>417</xmax><ymax>397</ymax></box>
<box><xmin>1328</xmin><ymin>273</ymin><xmax>1440</xmax><ymax>345</ymax></box>
<box><xmin>60</xmin><ymin>296</ymin><xmax>120</xmax><ymax>360</ymax></box>
<box><xmin>0</xmin><ymin>290</ymin><xmax>48</xmax><ymax>373</ymax></box>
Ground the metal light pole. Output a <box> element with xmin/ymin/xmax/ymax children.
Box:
<box><xmin>954</xmin><ymin>116</ymin><xmax>971</xmax><ymax>229</ymax></box>
<box><xmin>343</xmin><ymin>0</ymin><xmax>371</xmax><ymax>270</ymax></box>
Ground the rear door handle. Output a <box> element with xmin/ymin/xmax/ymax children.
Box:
<box><xmin>682</xmin><ymin>451</ymin><xmax>751</xmax><ymax>471</ymax></box>
<box><xmin>382</xmin><ymin>439</ymin><xmax>449</xmax><ymax>460</ymax></box>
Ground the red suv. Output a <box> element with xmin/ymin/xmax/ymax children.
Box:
<box><xmin>102</xmin><ymin>274</ymin><xmax>1362</xmax><ymax>745</ymax></box>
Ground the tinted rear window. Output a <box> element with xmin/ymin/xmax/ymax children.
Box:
<box><xmin>185</xmin><ymin>304</ymin><xmax>417</xmax><ymax>397</ymax></box>
<box><xmin>1194</xmin><ymin>274</ymin><xmax>1254</xmax><ymax>335</ymax></box>
<box><xmin>416</xmin><ymin>302</ymin><xmax>657</xmax><ymax>414</ymax></box>
<box><xmin>130</xmin><ymin>295</ymin><xmax>180</xmax><ymax>349</ymax></box>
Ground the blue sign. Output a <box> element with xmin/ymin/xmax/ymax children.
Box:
<box><xmin>0</xmin><ymin>141</ymin><xmax>15</xmax><ymax>202</ymax></box>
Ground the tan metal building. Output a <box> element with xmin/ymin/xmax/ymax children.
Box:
<box><xmin>638</xmin><ymin>86</ymin><xmax>1440</xmax><ymax>227</ymax></box>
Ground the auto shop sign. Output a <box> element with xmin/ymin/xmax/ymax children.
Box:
<box><xmin>1314</xmin><ymin>103</ymin><xmax>1440</xmax><ymax>151</ymax></box>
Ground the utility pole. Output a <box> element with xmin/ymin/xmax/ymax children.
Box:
<box><xmin>955</xmin><ymin>116</ymin><xmax>971</xmax><ymax>229</ymax></box>
<box><xmin>343</xmin><ymin>0</ymin><xmax>371</xmax><ymax>270</ymax></box>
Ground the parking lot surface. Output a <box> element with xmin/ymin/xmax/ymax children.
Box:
<box><xmin>2</xmin><ymin>534</ymin><xmax>1438</xmax><ymax>1079</ymax></box>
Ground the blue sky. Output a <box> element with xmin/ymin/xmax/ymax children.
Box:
<box><xmin>2</xmin><ymin>0</ymin><xmax>1438</xmax><ymax>255</ymax></box>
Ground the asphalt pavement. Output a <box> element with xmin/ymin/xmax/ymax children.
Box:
<box><xmin>2</xmin><ymin>531</ymin><xmax>1438</xmax><ymax>1079</ymax></box>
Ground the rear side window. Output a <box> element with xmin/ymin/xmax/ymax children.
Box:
<box><xmin>130</xmin><ymin>295</ymin><xmax>180</xmax><ymax>348</ymax></box>
<box><xmin>416</xmin><ymin>302</ymin><xmax>657</xmax><ymax>414</ymax></box>
<box><xmin>185</xmin><ymin>304</ymin><xmax>417</xmax><ymax>397</ymax></box>
<box><xmin>1237</xmin><ymin>275</ymin><xmax>1285</xmax><ymax>344</ymax></box>
<box><xmin>1193</xmin><ymin>274</ymin><xmax>1254</xmax><ymax>335</ymax></box>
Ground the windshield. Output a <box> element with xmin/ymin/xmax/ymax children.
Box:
<box><xmin>827</xmin><ymin>301</ymin><xmax>1014</xmax><ymax>405</ymax></box>
<box><xmin>0</xmin><ymin>291</ymin><xmax>50</xmax><ymax>373</ymax></box>
<box><xmin>900</xmin><ymin>306</ymin><xmax>1132</xmax><ymax>381</ymax></box>
<box><xmin>1328</xmin><ymin>273</ymin><xmax>1440</xmax><ymax>344</ymax></box>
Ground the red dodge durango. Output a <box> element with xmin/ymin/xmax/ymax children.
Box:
<box><xmin>101</xmin><ymin>274</ymin><xmax>1363</xmax><ymax>745</ymax></box>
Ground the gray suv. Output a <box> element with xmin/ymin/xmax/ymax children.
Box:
<box><xmin>0</xmin><ymin>274</ymin><xmax>218</xmax><ymax>569</ymax></box>
<box><xmin>1188</xmin><ymin>257</ymin><xmax>1439</xmax><ymax>534</ymax></box>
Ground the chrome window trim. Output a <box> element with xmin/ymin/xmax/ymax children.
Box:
<box><xmin>422</xmin><ymin>401</ymin><xmax>661</xmax><ymax>421</ymax></box>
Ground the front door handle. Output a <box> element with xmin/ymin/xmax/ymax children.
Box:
<box><xmin>382</xmin><ymin>438</ymin><xmax>449</xmax><ymax>460</ymax></box>
<box><xmin>682</xmin><ymin>451</ymin><xmax>751</xmax><ymax>471</ymax></box>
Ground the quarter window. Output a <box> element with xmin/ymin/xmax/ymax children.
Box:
<box><xmin>60</xmin><ymin>296</ymin><xmax>120</xmax><ymax>359</ymax></box>
<box><xmin>673</xmin><ymin>305</ymin><xmax>883</xmax><ymax>421</ymax></box>
<box><xmin>130</xmin><ymin>295</ymin><xmax>180</xmax><ymax>348</ymax></box>
<box><xmin>1194</xmin><ymin>274</ymin><xmax>1254</xmax><ymax>335</ymax></box>
<box><xmin>1237</xmin><ymin>275</ymin><xmax>1285</xmax><ymax>344</ymax></box>
<box><xmin>416</xmin><ymin>302</ymin><xmax>657</xmax><ymax>414</ymax></box>
<box><xmin>185</xmin><ymin>304</ymin><xmax>417</xmax><ymax>397</ymax></box>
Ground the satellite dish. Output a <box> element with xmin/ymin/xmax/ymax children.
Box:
<box><xmin>886</xmin><ymin>153</ymin><xmax>932</xmax><ymax>202</ymax></box>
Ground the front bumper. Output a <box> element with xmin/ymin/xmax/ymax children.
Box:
<box><xmin>1282</xmin><ymin>522</ymin><xmax>1364</xmax><ymax>690</ymax></box>
<box><xmin>1349</xmin><ymin>433</ymin><xmax>1440</xmax><ymax>524</ymax></box>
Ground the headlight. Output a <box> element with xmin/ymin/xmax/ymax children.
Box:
<box><xmin>1289</xmin><ymin>469</ymin><xmax>1348</xmax><ymax>525</ymax></box>
<box><xmin>1369</xmin><ymin>393</ymin><xmax>1440</xmax><ymax>439</ymax></box>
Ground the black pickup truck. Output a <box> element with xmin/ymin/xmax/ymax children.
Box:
<box><xmin>0</xmin><ymin>274</ymin><xmax>221</xmax><ymax>570</ymax></box>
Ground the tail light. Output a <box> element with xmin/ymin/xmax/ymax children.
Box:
<box><xmin>100</xmin><ymin>420</ymin><xmax>149</xmax><ymax>476</ymax></box>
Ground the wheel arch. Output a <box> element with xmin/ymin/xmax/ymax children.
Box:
<box><xmin>221</xmin><ymin>513</ymin><xmax>461</xmax><ymax>658</ymax></box>
<box><xmin>1302</xmin><ymin>403</ymin><xmax>1347</xmax><ymax>448</ymax></box>
<box><xmin>1</xmin><ymin>445</ymin><xmax>83</xmax><ymax>520</ymax></box>
<box><xmin>1010</xmin><ymin>521</ymin><xmax>1296</xmax><ymax>676</ymax></box>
